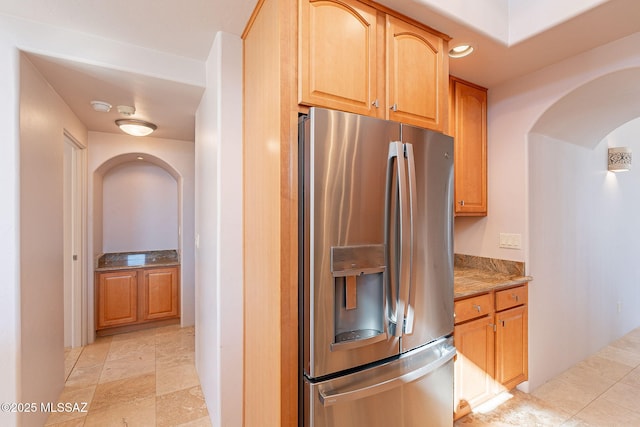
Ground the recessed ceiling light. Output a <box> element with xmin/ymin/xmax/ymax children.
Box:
<box><xmin>449</xmin><ymin>44</ymin><xmax>474</xmax><ymax>58</ymax></box>
<box><xmin>115</xmin><ymin>119</ymin><xmax>157</xmax><ymax>137</ymax></box>
<box><xmin>90</xmin><ymin>100</ymin><xmax>112</xmax><ymax>113</ymax></box>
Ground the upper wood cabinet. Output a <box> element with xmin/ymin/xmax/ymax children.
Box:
<box><xmin>299</xmin><ymin>0</ymin><xmax>449</xmax><ymax>131</ymax></box>
<box><xmin>450</xmin><ymin>76</ymin><xmax>487</xmax><ymax>216</ymax></box>
<box><xmin>299</xmin><ymin>0</ymin><xmax>379</xmax><ymax>116</ymax></box>
<box><xmin>386</xmin><ymin>15</ymin><xmax>447</xmax><ymax>131</ymax></box>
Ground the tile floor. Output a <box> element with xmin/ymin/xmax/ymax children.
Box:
<box><xmin>49</xmin><ymin>325</ymin><xmax>640</xmax><ymax>426</ymax></box>
<box><xmin>46</xmin><ymin>325</ymin><xmax>211</xmax><ymax>427</ymax></box>
<box><xmin>456</xmin><ymin>326</ymin><xmax>640</xmax><ymax>426</ymax></box>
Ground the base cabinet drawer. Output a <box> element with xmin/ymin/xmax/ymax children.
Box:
<box><xmin>454</xmin><ymin>293</ymin><xmax>493</xmax><ymax>324</ymax></box>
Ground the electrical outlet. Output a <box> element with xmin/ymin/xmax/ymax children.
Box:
<box><xmin>499</xmin><ymin>233</ymin><xmax>522</xmax><ymax>249</ymax></box>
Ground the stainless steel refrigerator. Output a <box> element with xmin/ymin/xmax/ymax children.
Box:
<box><xmin>299</xmin><ymin>107</ymin><xmax>456</xmax><ymax>427</ymax></box>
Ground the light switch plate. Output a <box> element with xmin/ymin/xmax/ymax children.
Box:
<box><xmin>499</xmin><ymin>233</ymin><xmax>522</xmax><ymax>249</ymax></box>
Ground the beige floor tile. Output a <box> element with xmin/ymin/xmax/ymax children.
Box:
<box><xmin>599</xmin><ymin>381</ymin><xmax>640</xmax><ymax>414</ymax></box>
<box><xmin>455</xmin><ymin>390</ymin><xmax>572</xmax><ymax>426</ymax></box>
<box><xmin>621</xmin><ymin>365</ymin><xmax>640</xmax><ymax>388</ymax></box>
<box><xmin>106</xmin><ymin>335</ymin><xmax>156</xmax><ymax>362</ymax></box>
<box><xmin>575</xmin><ymin>354</ymin><xmax>634</xmax><ymax>382</ymax></box>
<box><xmin>64</xmin><ymin>363</ymin><xmax>103</xmax><ymax>390</ymax></box>
<box><xmin>44</xmin><ymin>385</ymin><xmax>95</xmax><ymax>426</ymax></box>
<box><xmin>573</xmin><ymin>396</ymin><xmax>640</xmax><ymax>426</ymax></box>
<box><xmin>611</xmin><ymin>335</ymin><xmax>640</xmax><ymax>354</ymax></box>
<box><xmin>156</xmin><ymin>363</ymin><xmax>200</xmax><ymax>396</ymax></box>
<box><xmin>156</xmin><ymin>349</ymin><xmax>195</xmax><ymax>370</ymax></box>
<box><xmin>44</xmin><ymin>418</ymin><xmax>87</xmax><ymax>427</ymax></box>
<box><xmin>99</xmin><ymin>350</ymin><xmax>156</xmax><ymax>383</ymax></box>
<box><xmin>74</xmin><ymin>339</ymin><xmax>111</xmax><ymax>369</ymax></box>
<box><xmin>90</xmin><ymin>373</ymin><xmax>155</xmax><ymax>413</ymax></box>
<box><xmin>176</xmin><ymin>416</ymin><xmax>214</xmax><ymax>427</ymax></box>
<box><xmin>156</xmin><ymin>386</ymin><xmax>209</xmax><ymax>427</ymax></box>
<box><xmin>64</xmin><ymin>347</ymin><xmax>83</xmax><ymax>380</ymax></box>
<box><xmin>595</xmin><ymin>344</ymin><xmax>640</xmax><ymax>368</ymax></box>
<box><xmin>530</xmin><ymin>377</ymin><xmax>597</xmax><ymax>416</ymax></box>
<box><xmin>84</xmin><ymin>395</ymin><xmax>156</xmax><ymax>427</ymax></box>
<box><xmin>557</xmin><ymin>361</ymin><xmax>617</xmax><ymax>396</ymax></box>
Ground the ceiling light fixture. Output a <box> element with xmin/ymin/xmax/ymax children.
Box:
<box><xmin>115</xmin><ymin>119</ymin><xmax>157</xmax><ymax>137</ymax></box>
<box><xmin>449</xmin><ymin>43</ymin><xmax>474</xmax><ymax>58</ymax></box>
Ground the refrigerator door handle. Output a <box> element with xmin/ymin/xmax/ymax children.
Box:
<box><xmin>385</xmin><ymin>141</ymin><xmax>410</xmax><ymax>337</ymax></box>
<box><xmin>404</xmin><ymin>143</ymin><xmax>418</xmax><ymax>335</ymax></box>
<box><xmin>318</xmin><ymin>344</ymin><xmax>456</xmax><ymax>407</ymax></box>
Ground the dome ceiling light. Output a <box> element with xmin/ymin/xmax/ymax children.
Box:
<box><xmin>115</xmin><ymin>119</ymin><xmax>157</xmax><ymax>137</ymax></box>
<box><xmin>449</xmin><ymin>43</ymin><xmax>474</xmax><ymax>58</ymax></box>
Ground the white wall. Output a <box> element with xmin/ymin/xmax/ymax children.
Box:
<box><xmin>19</xmin><ymin>54</ymin><xmax>88</xmax><ymax>427</ymax></box>
<box><xmin>102</xmin><ymin>161</ymin><xmax>179</xmax><ymax>252</ymax></box>
<box><xmin>89</xmin><ymin>132</ymin><xmax>195</xmax><ymax>329</ymax></box>
<box><xmin>467</xmin><ymin>32</ymin><xmax>640</xmax><ymax>390</ymax></box>
<box><xmin>0</xmin><ymin>36</ymin><xmax>21</xmax><ymax>427</ymax></box>
<box><xmin>195</xmin><ymin>31</ymin><xmax>243</xmax><ymax>427</ymax></box>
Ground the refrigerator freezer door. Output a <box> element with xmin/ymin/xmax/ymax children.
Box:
<box><xmin>304</xmin><ymin>337</ymin><xmax>455</xmax><ymax>427</ymax></box>
<box><xmin>399</xmin><ymin>125</ymin><xmax>454</xmax><ymax>353</ymax></box>
<box><xmin>302</xmin><ymin>108</ymin><xmax>401</xmax><ymax>379</ymax></box>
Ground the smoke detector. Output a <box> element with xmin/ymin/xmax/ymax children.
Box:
<box><xmin>117</xmin><ymin>105</ymin><xmax>136</xmax><ymax>116</ymax></box>
<box><xmin>90</xmin><ymin>100</ymin><xmax>112</xmax><ymax>113</ymax></box>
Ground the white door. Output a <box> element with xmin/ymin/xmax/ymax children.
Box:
<box><xmin>63</xmin><ymin>134</ymin><xmax>86</xmax><ymax>347</ymax></box>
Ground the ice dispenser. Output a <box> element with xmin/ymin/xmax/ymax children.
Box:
<box><xmin>331</xmin><ymin>244</ymin><xmax>387</xmax><ymax>351</ymax></box>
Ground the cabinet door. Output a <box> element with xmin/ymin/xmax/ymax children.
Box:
<box><xmin>143</xmin><ymin>267</ymin><xmax>179</xmax><ymax>321</ymax></box>
<box><xmin>97</xmin><ymin>270</ymin><xmax>138</xmax><ymax>328</ymax></box>
<box><xmin>299</xmin><ymin>0</ymin><xmax>379</xmax><ymax>116</ymax></box>
<box><xmin>451</xmin><ymin>78</ymin><xmax>487</xmax><ymax>216</ymax></box>
<box><xmin>495</xmin><ymin>305</ymin><xmax>528</xmax><ymax>390</ymax></box>
<box><xmin>387</xmin><ymin>15</ymin><xmax>447</xmax><ymax>131</ymax></box>
<box><xmin>454</xmin><ymin>316</ymin><xmax>496</xmax><ymax>419</ymax></box>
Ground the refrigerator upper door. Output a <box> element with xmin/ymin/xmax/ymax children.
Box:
<box><xmin>303</xmin><ymin>108</ymin><xmax>401</xmax><ymax>379</ymax></box>
<box><xmin>399</xmin><ymin>124</ymin><xmax>454</xmax><ymax>353</ymax></box>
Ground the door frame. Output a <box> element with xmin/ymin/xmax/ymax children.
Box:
<box><xmin>63</xmin><ymin>131</ymin><xmax>87</xmax><ymax>347</ymax></box>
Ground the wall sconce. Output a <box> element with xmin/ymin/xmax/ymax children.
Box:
<box><xmin>608</xmin><ymin>147</ymin><xmax>631</xmax><ymax>172</ymax></box>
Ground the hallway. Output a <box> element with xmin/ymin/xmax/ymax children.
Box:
<box><xmin>46</xmin><ymin>325</ymin><xmax>210</xmax><ymax>426</ymax></box>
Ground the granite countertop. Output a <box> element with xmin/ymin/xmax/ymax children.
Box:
<box><xmin>454</xmin><ymin>254</ymin><xmax>532</xmax><ymax>299</ymax></box>
<box><xmin>95</xmin><ymin>249</ymin><xmax>179</xmax><ymax>271</ymax></box>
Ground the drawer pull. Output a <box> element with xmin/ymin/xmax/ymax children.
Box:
<box><xmin>512</xmin><ymin>294</ymin><xmax>519</xmax><ymax>302</ymax></box>
<box><xmin>472</xmin><ymin>304</ymin><xmax>481</xmax><ymax>312</ymax></box>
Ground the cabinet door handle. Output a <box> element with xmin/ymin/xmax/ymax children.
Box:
<box><xmin>458</xmin><ymin>200</ymin><xmax>465</xmax><ymax>206</ymax></box>
<box><xmin>372</xmin><ymin>99</ymin><xmax>379</xmax><ymax>108</ymax></box>
<box><xmin>390</xmin><ymin>103</ymin><xmax>398</xmax><ymax>112</ymax></box>
<box><xmin>472</xmin><ymin>304</ymin><xmax>481</xmax><ymax>312</ymax></box>
<box><xmin>489</xmin><ymin>323</ymin><xmax>496</xmax><ymax>332</ymax></box>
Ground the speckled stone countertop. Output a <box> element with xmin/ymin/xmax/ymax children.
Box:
<box><xmin>454</xmin><ymin>254</ymin><xmax>532</xmax><ymax>299</ymax></box>
<box><xmin>95</xmin><ymin>249</ymin><xmax>179</xmax><ymax>271</ymax></box>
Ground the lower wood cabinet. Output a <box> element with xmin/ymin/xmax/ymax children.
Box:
<box><xmin>96</xmin><ymin>266</ymin><xmax>180</xmax><ymax>334</ymax></box>
<box><xmin>97</xmin><ymin>270</ymin><xmax>139</xmax><ymax>328</ymax></box>
<box><xmin>454</xmin><ymin>283</ymin><xmax>528</xmax><ymax>420</ymax></box>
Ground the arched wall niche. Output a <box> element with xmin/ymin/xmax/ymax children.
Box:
<box><xmin>527</xmin><ymin>67</ymin><xmax>640</xmax><ymax>390</ymax></box>
<box><xmin>93</xmin><ymin>152</ymin><xmax>183</xmax><ymax>255</ymax></box>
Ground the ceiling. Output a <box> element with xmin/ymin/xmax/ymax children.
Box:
<box><xmin>2</xmin><ymin>0</ymin><xmax>639</xmax><ymax>141</ymax></box>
